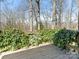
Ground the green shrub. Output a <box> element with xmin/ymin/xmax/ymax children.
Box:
<box><xmin>0</xmin><ymin>28</ymin><xmax>78</xmax><ymax>52</ymax></box>
<box><xmin>10</xmin><ymin>29</ymin><xmax>29</xmax><ymax>50</ymax></box>
<box><xmin>29</xmin><ymin>34</ymin><xmax>42</xmax><ymax>46</ymax></box>
<box><xmin>75</xmin><ymin>31</ymin><xmax>79</xmax><ymax>47</ymax></box>
<box><xmin>38</xmin><ymin>29</ymin><xmax>57</xmax><ymax>43</ymax></box>
<box><xmin>0</xmin><ymin>28</ymin><xmax>58</xmax><ymax>52</ymax></box>
<box><xmin>0</xmin><ymin>28</ymin><xmax>29</xmax><ymax>52</ymax></box>
<box><xmin>53</xmin><ymin>29</ymin><xmax>77</xmax><ymax>49</ymax></box>
<box><xmin>28</xmin><ymin>29</ymin><xmax>57</xmax><ymax>46</ymax></box>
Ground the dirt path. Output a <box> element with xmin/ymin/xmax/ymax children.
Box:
<box><xmin>0</xmin><ymin>44</ymin><xmax>78</xmax><ymax>59</ymax></box>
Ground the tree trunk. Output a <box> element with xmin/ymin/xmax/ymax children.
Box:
<box><xmin>78</xmin><ymin>11</ymin><xmax>79</xmax><ymax>30</ymax></box>
<box><xmin>29</xmin><ymin>0</ymin><xmax>33</xmax><ymax>31</ymax></box>
<box><xmin>52</xmin><ymin>0</ymin><xmax>63</xmax><ymax>29</ymax></box>
<box><xmin>35</xmin><ymin>0</ymin><xmax>40</xmax><ymax>30</ymax></box>
<box><xmin>52</xmin><ymin>0</ymin><xmax>57</xmax><ymax>29</ymax></box>
<box><xmin>58</xmin><ymin>0</ymin><xmax>63</xmax><ymax>29</ymax></box>
<box><xmin>76</xmin><ymin>0</ymin><xmax>79</xmax><ymax>30</ymax></box>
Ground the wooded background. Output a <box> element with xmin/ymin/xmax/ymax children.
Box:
<box><xmin>0</xmin><ymin>0</ymin><xmax>79</xmax><ymax>31</ymax></box>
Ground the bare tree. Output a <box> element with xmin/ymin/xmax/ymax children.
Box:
<box><xmin>76</xmin><ymin>0</ymin><xmax>79</xmax><ymax>30</ymax></box>
<box><xmin>77</xmin><ymin>0</ymin><xmax>79</xmax><ymax>30</ymax></box>
<box><xmin>52</xmin><ymin>0</ymin><xmax>57</xmax><ymax>29</ymax></box>
<box><xmin>57</xmin><ymin>0</ymin><xmax>63</xmax><ymax>28</ymax></box>
<box><xmin>66</xmin><ymin>0</ymin><xmax>73</xmax><ymax>29</ymax></box>
<box><xmin>52</xmin><ymin>0</ymin><xmax>64</xmax><ymax>29</ymax></box>
<box><xmin>78</xmin><ymin>10</ymin><xmax>79</xmax><ymax>30</ymax></box>
<box><xmin>29</xmin><ymin>0</ymin><xmax>33</xmax><ymax>31</ymax></box>
<box><xmin>34</xmin><ymin>0</ymin><xmax>40</xmax><ymax>30</ymax></box>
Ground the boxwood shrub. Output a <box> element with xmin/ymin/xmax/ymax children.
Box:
<box><xmin>53</xmin><ymin>29</ymin><xmax>77</xmax><ymax>49</ymax></box>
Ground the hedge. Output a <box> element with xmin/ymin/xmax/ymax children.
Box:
<box><xmin>0</xmin><ymin>28</ymin><xmax>78</xmax><ymax>52</ymax></box>
<box><xmin>53</xmin><ymin>29</ymin><xmax>78</xmax><ymax>49</ymax></box>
